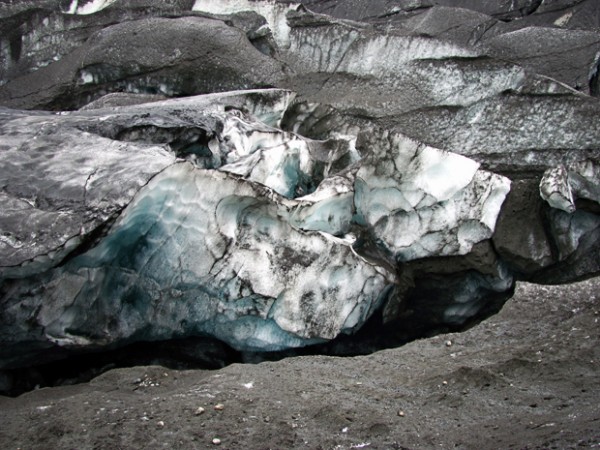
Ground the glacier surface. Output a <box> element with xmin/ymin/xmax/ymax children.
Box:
<box><xmin>0</xmin><ymin>89</ymin><xmax>513</xmax><ymax>367</ymax></box>
<box><xmin>1</xmin><ymin>1</ymin><xmax>599</xmax><ymax>376</ymax></box>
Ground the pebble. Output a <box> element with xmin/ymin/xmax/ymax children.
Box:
<box><xmin>398</xmin><ymin>410</ymin><xmax>405</xmax><ymax>417</ymax></box>
<box><xmin>195</xmin><ymin>407</ymin><xmax>205</xmax><ymax>416</ymax></box>
<box><xmin>442</xmin><ymin>380</ymin><xmax>448</xmax><ymax>385</ymax></box>
<box><xmin>214</xmin><ymin>403</ymin><xmax>225</xmax><ymax>411</ymax></box>
<box><xmin>212</xmin><ymin>438</ymin><xmax>221</xmax><ymax>445</ymax></box>
<box><xmin>445</xmin><ymin>340</ymin><xmax>452</xmax><ymax>347</ymax></box>
<box><xmin>157</xmin><ymin>421</ymin><xmax>165</xmax><ymax>428</ymax></box>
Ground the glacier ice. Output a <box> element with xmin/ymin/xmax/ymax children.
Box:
<box><xmin>540</xmin><ymin>160</ymin><xmax>600</xmax><ymax>213</ymax></box>
<box><xmin>1</xmin><ymin>0</ymin><xmax>599</xmax><ymax>374</ymax></box>
<box><xmin>64</xmin><ymin>0</ymin><xmax>119</xmax><ymax>15</ymax></box>
<box><xmin>354</xmin><ymin>133</ymin><xmax>511</xmax><ymax>261</ymax></box>
<box><xmin>192</xmin><ymin>0</ymin><xmax>297</xmax><ymax>49</ymax></box>
<box><xmin>6</xmin><ymin>164</ymin><xmax>393</xmax><ymax>356</ymax></box>
<box><xmin>0</xmin><ymin>109</ymin><xmax>176</xmax><ymax>278</ymax></box>
<box><xmin>217</xmin><ymin>110</ymin><xmax>359</xmax><ymax>198</ymax></box>
<box><xmin>0</xmin><ymin>83</ymin><xmax>530</xmax><ymax>370</ymax></box>
<box><xmin>0</xmin><ymin>88</ymin><xmax>520</xmax><ymax>367</ymax></box>
<box><xmin>540</xmin><ymin>165</ymin><xmax>576</xmax><ymax>213</ymax></box>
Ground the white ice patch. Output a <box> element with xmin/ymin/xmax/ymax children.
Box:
<box><xmin>401</xmin><ymin>148</ymin><xmax>480</xmax><ymax>202</ymax></box>
<box><xmin>355</xmin><ymin>133</ymin><xmax>511</xmax><ymax>261</ymax></box>
<box><xmin>79</xmin><ymin>70</ymin><xmax>95</xmax><ymax>85</ymax></box>
<box><xmin>192</xmin><ymin>0</ymin><xmax>298</xmax><ymax>48</ymax></box>
<box><xmin>65</xmin><ymin>0</ymin><xmax>118</xmax><ymax>15</ymax></box>
<box><xmin>540</xmin><ymin>165</ymin><xmax>575</xmax><ymax>213</ymax></box>
<box><xmin>554</xmin><ymin>11</ymin><xmax>573</xmax><ymax>27</ymax></box>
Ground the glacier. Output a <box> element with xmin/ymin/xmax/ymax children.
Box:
<box><xmin>0</xmin><ymin>89</ymin><xmax>513</xmax><ymax>368</ymax></box>
<box><xmin>0</xmin><ymin>0</ymin><xmax>599</xmax><ymax>383</ymax></box>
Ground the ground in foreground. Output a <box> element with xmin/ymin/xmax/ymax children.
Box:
<box><xmin>0</xmin><ymin>279</ymin><xmax>599</xmax><ymax>449</ymax></box>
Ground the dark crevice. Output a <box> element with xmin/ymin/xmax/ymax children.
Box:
<box><xmin>56</xmin><ymin>216</ymin><xmax>119</xmax><ymax>268</ymax></box>
<box><xmin>520</xmin><ymin>0</ymin><xmax>543</xmax><ymax>17</ymax></box>
<box><xmin>9</xmin><ymin>34</ymin><xmax>22</xmax><ymax>62</ymax></box>
<box><xmin>494</xmin><ymin>0</ymin><xmax>543</xmax><ymax>22</ymax></box>
<box><xmin>1</xmin><ymin>337</ymin><xmax>242</xmax><ymax>397</ymax></box>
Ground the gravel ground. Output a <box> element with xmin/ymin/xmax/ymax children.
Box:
<box><xmin>0</xmin><ymin>278</ymin><xmax>599</xmax><ymax>450</ymax></box>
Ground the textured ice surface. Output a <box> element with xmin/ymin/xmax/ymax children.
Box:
<box><xmin>217</xmin><ymin>110</ymin><xmax>359</xmax><ymax>198</ymax></box>
<box><xmin>540</xmin><ymin>160</ymin><xmax>600</xmax><ymax>213</ymax></box>
<box><xmin>0</xmin><ymin>109</ymin><xmax>176</xmax><ymax>277</ymax></box>
<box><xmin>0</xmin><ymin>88</ymin><xmax>514</xmax><ymax>363</ymax></box>
<box><xmin>119</xmin><ymin>89</ymin><xmax>296</xmax><ymax>129</ymax></box>
<box><xmin>354</xmin><ymin>133</ymin><xmax>511</xmax><ymax>261</ymax></box>
<box><xmin>540</xmin><ymin>165</ymin><xmax>576</xmax><ymax>213</ymax></box>
<box><xmin>16</xmin><ymin>164</ymin><xmax>392</xmax><ymax>353</ymax></box>
<box><xmin>286</xmin><ymin>22</ymin><xmax>477</xmax><ymax>76</ymax></box>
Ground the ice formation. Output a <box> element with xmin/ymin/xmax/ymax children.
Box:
<box><xmin>354</xmin><ymin>134</ymin><xmax>511</xmax><ymax>261</ymax></box>
<box><xmin>0</xmin><ymin>89</ymin><xmax>514</xmax><ymax>366</ymax></box>
<box><xmin>1</xmin><ymin>0</ymin><xmax>599</xmax><ymax>376</ymax></box>
<box><xmin>34</xmin><ymin>164</ymin><xmax>392</xmax><ymax>352</ymax></box>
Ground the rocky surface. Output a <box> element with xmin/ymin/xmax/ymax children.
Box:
<box><xmin>0</xmin><ymin>278</ymin><xmax>598</xmax><ymax>449</ymax></box>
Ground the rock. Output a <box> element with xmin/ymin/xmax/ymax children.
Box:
<box><xmin>481</xmin><ymin>27</ymin><xmax>600</xmax><ymax>93</ymax></box>
<box><xmin>493</xmin><ymin>179</ymin><xmax>554</xmax><ymax>275</ymax></box>
<box><xmin>0</xmin><ymin>14</ymin><xmax>287</xmax><ymax>110</ymax></box>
